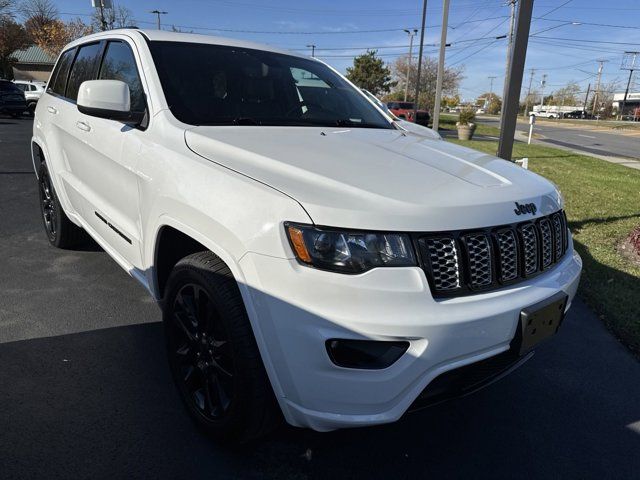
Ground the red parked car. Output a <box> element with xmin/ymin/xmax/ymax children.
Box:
<box><xmin>386</xmin><ymin>101</ymin><xmax>430</xmax><ymax>126</ymax></box>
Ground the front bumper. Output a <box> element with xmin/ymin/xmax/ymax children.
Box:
<box><xmin>239</xmin><ymin>245</ymin><xmax>582</xmax><ymax>432</ymax></box>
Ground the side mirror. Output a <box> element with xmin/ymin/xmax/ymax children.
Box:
<box><xmin>77</xmin><ymin>80</ymin><xmax>144</xmax><ymax>124</ymax></box>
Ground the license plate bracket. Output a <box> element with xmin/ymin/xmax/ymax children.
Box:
<box><xmin>518</xmin><ymin>292</ymin><xmax>568</xmax><ymax>355</ymax></box>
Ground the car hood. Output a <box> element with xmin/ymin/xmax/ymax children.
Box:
<box><xmin>185</xmin><ymin>126</ymin><xmax>562</xmax><ymax>231</ymax></box>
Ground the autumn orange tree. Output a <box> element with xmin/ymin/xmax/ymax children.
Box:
<box><xmin>28</xmin><ymin>18</ymin><xmax>93</xmax><ymax>57</ymax></box>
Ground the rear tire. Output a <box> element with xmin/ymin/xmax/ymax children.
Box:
<box><xmin>37</xmin><ymin>162</ymin><xmax>87</xmax><ymax>249</ymax></box>
<box><xmin>163</xmin><ymin>252</ymin><xmax>280</xmax><ymax>444</ymax></box>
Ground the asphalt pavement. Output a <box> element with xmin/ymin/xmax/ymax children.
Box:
<box><xmin>478</xmin><ymin>116</ymin><xmax>640</xmax><ymax>161</ymax></box>
<box><xmin>1</xmin><ymin>117</ymin><xmax>640</xmax><ymax>479</ymax></box>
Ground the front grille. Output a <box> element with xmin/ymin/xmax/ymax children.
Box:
<box><xmin>424</xmin><ymin>237</ymin><xmax>461</xmax><ymax>291</ymax></box>
<box><xmin>419</xmin><ymin>210</ymin><xmax>569</xmax><ymax>297</ymax></box>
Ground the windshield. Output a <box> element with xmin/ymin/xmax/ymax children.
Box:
<box><xmin>149</xmin><ymin>41</ymin><xmax>393</xmax><ymax>129</ymax></box>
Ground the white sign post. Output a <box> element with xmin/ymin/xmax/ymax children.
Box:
<box><xmin>528</xmin><ymin>114</ymin><xmax>535</xmax><ymax>145</ymax></box>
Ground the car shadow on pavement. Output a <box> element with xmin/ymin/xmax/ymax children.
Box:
<box><xmin>1</xmin><ymin>294</ymin><xmax>639</xmax><ymax>480</ymax></box>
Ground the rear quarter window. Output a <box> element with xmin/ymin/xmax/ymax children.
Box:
<box><xmin>48</xmin><ymin>48</ymin><xmax>76</xmax><ymax>97</ymax></box>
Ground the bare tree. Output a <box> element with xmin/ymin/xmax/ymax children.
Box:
<box><xmin>0</xmin><ymin>0</ymin><xmax>17</xmax><ymax>19</ymax></box>
<box><xmin>388</xmin><ymin>55</ymin><xmax>464</xmax><ymax>111</ymax></box>
<box><xmin>91</xmin><ymin>2</ymin><xmax>134</xmax><ymax>31</ymax></box>
<box><xmin>17</xmin><ymin>0</ymin><xmax>56</xmax><ymax>27</ymax></box>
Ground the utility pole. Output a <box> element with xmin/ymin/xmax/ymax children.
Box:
<box><xmin>431</xmin><ymin>0</ymin><xmax>450</xmax><ymax>131</ymax></box>
<box><xmin>619</xmin><ymin>51</ymin><xmax>638</xmax><ymax>120</ymax></box>
<box><xmin>403</xmin><ymin>29</ymin><xmax>418</xmax><ymax>101</ymax></box>
<box><xmin>307</xmin><ymin>44</ymin><xmax>316</xmax><ymax>57</ymax></box>
<box><xmin>91</xmin><ymin>0</ymin><xmax>111</xmax><ymax>31</ymax></box>
<box><xmin>497</xmin><ymin>0</ymin><xmax>533</xmax><ymax>161</ymax></box>
<box><xmin>582</xmin><ymin>83</ymin><xmax>591</xmax><ymax>114</ymax></box>
<box><xmin>412</xmin><ymin>0</ymin><xmax>428</xmax><ymax>122</ymax></box>
<box><xmin>487</xmin><ymin>75</ymin><xmax>497</xmax><ymax>110</ymax></box>
<box><xmin>591</xmin><ymin>59</ymin><xmax>606</xmax><ymax>117</ymax></box>
<box><xmin>499</xmin><ymin>0</ymin><xmax>518</xmax><ymax>137</ymax></box>
<box><xmin>523</xmin><ymin>68</ymin><xmax>534</xmax><ymax>117</ymax></box>
<box><xmin>150</xmin><ymin>10</ymin><xmax>168</xmax><ymax>30</ymax></box>
<box><xmin>539</xmin><ymin>74</ymin><xmax>547</xmax><ymax>109</ymax></box>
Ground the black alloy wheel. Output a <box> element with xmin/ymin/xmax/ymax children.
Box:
<box><xmin>39</xmin><ymin>166</ymin><xmax>57</xmax><ymax>242</ymax></box>
<box><xmin>168</xmin><ymin>282</ymin><xmax>235</xmax><ymax>421</ymax></box>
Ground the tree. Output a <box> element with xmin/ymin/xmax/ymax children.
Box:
<box><xmin>0</xmin><ymin>16</ymin><xmax>30</xmax><ymax>78</ymax></box>
<box><xmin>391</xmin><ymin>54</ymin><xmax>464</xmax><ymax>111</ymax></box>
<box><xmin>90</xmin><ymin>2</ymin><xmax>134</xmax><ymax>31</ymax></box>
<box><xmin>549</xmin><ymin>82</ymin><xmax>581</xmax><ymax>106</ymax></box>
<box><xmin>442</xmin><ymin>94</ymin><xmax>460</xmax><ymax>109</ymax></box>
<box><xmin>29</xmin><ymin>18</ymin><xmax>92</xmax><ymax>57</ymax></box>
<box><xmin>346</xmin><ymin>50</ymin><xmax>396</xmax><ymax>96</ymax></box>
<box><xmin>17</xmin><ymin>0</ymin><xmax>56</xmax><ymax>29</ymax></box>
<box><xmin>477</xmin><ymin>92</ymin><xmax>501</xmax><ymax>114</ymax></box>
<box><xmin>1</xmin><ymin>0</ymin><xmax>17</xmax><ymax>19</ymax></box>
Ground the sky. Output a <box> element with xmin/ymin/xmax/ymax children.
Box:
<box><xmin>55</xmin><ymin>0</ymin><xmax>640</xmax><ymax>103</ymax></box>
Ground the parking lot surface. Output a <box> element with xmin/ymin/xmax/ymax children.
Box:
<box><xmin>1</xmin><ymin>118</ymin><xmax>640</xmax><ymax>479</ymax></box>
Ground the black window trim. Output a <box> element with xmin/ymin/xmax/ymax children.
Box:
<box><xmin>46</xmin><ymin>46</ymin><xmax>77</xmax><ymax>100</ymax></box>
<box><xmin>64</xmin><ymin>40</ymin><xmax>106</xmax><ymax>103</ymax></box>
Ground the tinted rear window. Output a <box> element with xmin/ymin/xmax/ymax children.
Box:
<box><xmin>49</xmin><ymin>48</ymin><xmax>76</xmax><ymax>96</ymax></box>
<box><xmin>66</xmin><ymin>42</ymin><xmax>103</xmax><ymax>101</ymax></box>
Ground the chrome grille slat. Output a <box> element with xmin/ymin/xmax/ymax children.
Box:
<box><xmin>539</xmin><ymin>219</ymin><xmax>553</xmax><ymax>268</ymax></box>
<box><xmin>425</xmin><ymin>237</ymin><xmax>461</xmax><ymax>291</ymax></box>
<box><xmin>551</xmin><ymin>213</ymin><xmax>564</xmax><ymax>260</ymax></box>
<box><xmin>496</xmin><ymin>230</ymin><xmax>518</xmax><ymax>281</ymax></box>
<box><xmin>519</xmin><ymin>223</ymin><xmax>539</xmax><ymax>275</ymax></box>
<box><xmin>422</xmin><ymin>210</ymin><xmax>568</xmax><ymax>297</ymax></box>
<box><xmin>465</xmin><ymin>234</ymin><xmax>492</xmax><ymax>287</ymax></box>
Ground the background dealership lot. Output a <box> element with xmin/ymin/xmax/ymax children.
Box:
<box><xmin>1</xmin><ymin>118</ymin><xmax>640</xmax><ymax>479</ymax></box>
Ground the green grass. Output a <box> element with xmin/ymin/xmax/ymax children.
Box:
<box><xmin>445</xmin><ymin>138</ymin><xmax>640</xmax><ymax>354</ymax></box>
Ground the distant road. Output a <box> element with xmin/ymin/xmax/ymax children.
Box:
<box><xmin>477</xmin><ymin>116</ymin><xmax>640</xmax><ymax>160</ymax></box>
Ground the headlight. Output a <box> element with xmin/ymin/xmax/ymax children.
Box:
<box><xmin>285</xmin><ymin>223</ymin><xmax>416</xmax><ymax>273</ymax></box>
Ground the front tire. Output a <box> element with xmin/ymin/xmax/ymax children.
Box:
<box><xmin>163</xmin><ymin>252</ymin><xmax>280</xmax><ymax>443</ymax></box>
<box><xmin>38</xmin><ymin>162</ymin><xmax>86</xmax><ymax>248</ymax></box>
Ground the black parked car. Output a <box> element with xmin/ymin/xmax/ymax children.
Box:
<box><xmin>563</xmin><ymin>110</ymin><xmax>589</xmax><ymax>119</ymax></box>
<box><xmin>0</xmin><ymin>80</ymin><xmax>27</xmax><ymax>117</ymax></box>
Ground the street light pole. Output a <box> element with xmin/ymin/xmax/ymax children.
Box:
<box><xmin>591</xmin><ymin>60</ymin><xmax>606</xmax><ymax>117</ymax></box>
<box><xmin>523</xmin><ymin>68</ymin><xmax>534</xmax><ymax>117</ymax></box>
<box><xmin>412</xmin><ymin>0</ymin><xmax>428</xmax><ymax>122</ymax></box>
<box><xmin>431</xmin><ymin>0</ymin><xmax>450</xmax><ymax>131</ymax></box>
<box><xmin>307</xmin><ymin>44</ymin><xmax>316</xmax><ymax>57</ymax></box>
<box><xmin>403</xmin><ymin>29</ymin><xmax>417</xmax><ymax>101</ymax></box>
<box><xmin>539</xmin><ymin>74</ymin><xmax>547</xmax><ymax>110</ymax></box>
<box><xmin>150</xmin><ymin>10</ymin><xmax>168</xmax><ymax>30</ymax></box>
<box><xmin>487</xmin><ymin>75</ymin><xmax>497</xmax><ymax>110</ymax></box>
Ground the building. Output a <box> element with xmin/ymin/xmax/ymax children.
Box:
<box><xmin>612</xmin><ymin>92</ymin><xmax>640</xmax><ymax>117</ymax></box>
<box><xmin>11</xmin><ymin>45</ymin><xmax>56</xmax><ymax>83</ymax></box>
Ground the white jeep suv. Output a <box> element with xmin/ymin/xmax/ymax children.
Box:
<box><xmin>32</xmin><ymin>30</ymin><xmax>582</xmax><ymax>443</ymax></box>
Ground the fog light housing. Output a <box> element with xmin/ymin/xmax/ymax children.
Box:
<box><xmin>326</xmin><ymin>339</ymin><xmax>409</xmax><ymax>369</ymax></box>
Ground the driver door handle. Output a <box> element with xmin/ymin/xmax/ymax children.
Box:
<box><xmin>76</xmin><ymin>121</ymin><xmax>91</xmax><ymax>132</ymax></box>
<box><xmin>47</xmin><ymin>106</ymin><xmax>58</xmax><ymax>114</ymax></box>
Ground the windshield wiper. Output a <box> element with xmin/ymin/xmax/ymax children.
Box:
<box><xmin>232</xmin><ymin>117</ymin><xmax>261</xmax><ymax>126</ymax></box>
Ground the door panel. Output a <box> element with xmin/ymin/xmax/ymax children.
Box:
<box><xmin>60</xmin><ymin>39</ymin><xmax>147</xmax><ymax>268</ymax></box>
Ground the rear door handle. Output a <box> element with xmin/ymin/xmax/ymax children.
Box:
<box><xmin>47</xmin><ymin>106</ymin><xmax>58</xmax><ymax>114</ymax></box>
<box><xmin>76</xmin><ymin>121</ymin><xmax>91</xmax><ymax>132</ymax></box>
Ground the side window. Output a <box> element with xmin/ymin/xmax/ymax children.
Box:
<box><xmin>99</xmin><ymin>41</ymin><xmax>145</xmax><ymax>112</ymax></box>
<box><xmin>66</xmin><ymin>42</ymin><xmax>103</xmax><ymax>101</ymax></box>
<box><xmin>48</xmin><ymin>48</ymin><xmax>76</xmax><ymax>97</ymax></box>
<box><xmin>15</xmin><ymin>84</ymin><xmax>26</xmax><ymax>91</ymax></box>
